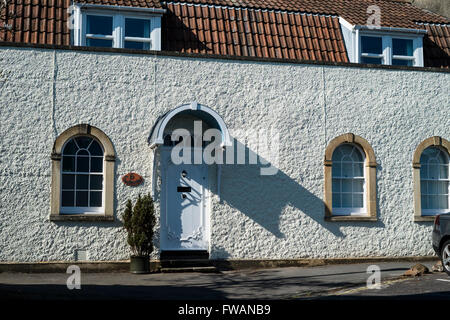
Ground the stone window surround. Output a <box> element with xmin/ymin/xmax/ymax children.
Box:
<box><xmin>50</xmin><ymin>124</ymin><xmax>116</xmax><ymax>222</ymax></box>
<box><xmin>324</xmin><ymin>133</ymin><xmax>377</xmax><ymax>222</ymax></box>
<box><xmin>413</xmin><ymin>136</ymin><xmax>450</xmax><ymax>222</ymax></box>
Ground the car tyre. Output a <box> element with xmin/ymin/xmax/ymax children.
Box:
<box><xmin>441</xmin><ymin>240</ymin><xmax>450</xmax><ymax>276</ymax></box>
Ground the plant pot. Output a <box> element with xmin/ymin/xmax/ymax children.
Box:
<box><xmin>130</xmin><ymin>255</ymin><xmax>150</xmax><ymax>274</ymax></box>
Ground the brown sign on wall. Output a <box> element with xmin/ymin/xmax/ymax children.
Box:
<box><xmin>122</xmin><ymin>173</ymin><xmax>144</xmax><ymax>187</ymax></box>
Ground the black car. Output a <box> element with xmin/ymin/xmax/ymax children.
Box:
<box><xmin>432</xmin><ymin>213</ymin><xmax>450</xmax><ymax>276</ymax></box>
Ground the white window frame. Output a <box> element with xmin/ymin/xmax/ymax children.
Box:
<box><xmin>331</xmin><ymin>143</ymin><xmax>367</xmax><ymax>216</ymax></box>
<box><xmin>338</xmin><ymin>18</ymin><xmax>425</xmax><ymax>67</ymax></box>
<box><xmin>83</xmin><ymin>12</ymin><xmax>115</xmax><ymax>48</ymax></box>
<box><xmin>358</xmin><ymin>33</ymin><xmax>423</xmax><ymax>67</ymax></box>
<box><xmin>60</xmin><ymin>137</ymin><xmax>105</xmax><ymax>215</ymax></box>
<box><xmin>420</xmin><ymin>147</ymin><xmax>450</xmax><ymax>216</ymax></box>
<box><xmin>359</xmin><ymin>35</ymin><xmax>385</xmax><ymax>64</ymax></box>
<box><xmin>72</xmin><ymin>4</ymin><xmax>163</xmax><ymax>51</ymax></box>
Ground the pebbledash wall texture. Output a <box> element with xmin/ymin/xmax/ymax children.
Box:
<box><xmin>0</xmin><ymin>45</ymin><xmax>449</xmax><ymax>262</ymax></box>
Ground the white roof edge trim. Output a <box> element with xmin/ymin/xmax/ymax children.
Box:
<box><xmin>149</xmin><ymin>102</ymin><xmax>232</xmax><ymax>149</ymax></box>
<box><xmin>339</xmin><ymin>17</ymin><xmax>355</xmax><ymax>31</ymax></box>
<box><xmin>338</xmin><ymin>17</ymin><xmax>427</xmax><ymax>34</ymax></box>
<box><xmin>163</xmin><ymin>2</ymin><xmax>339</xmax><ymax>18</ymax></box>
<box><xmin>76</xmin><ymin>3</ymin><xmax>167</xmax><ymax>14</ymax></box>
<box><xmin>355</xmin><ymin>24</ymin><xmax>427</xmax><ymax>34</ymax></box>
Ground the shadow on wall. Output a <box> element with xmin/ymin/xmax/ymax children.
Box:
<box><xmin>217</xmin><ymin>139</ymin><xmax>385</xmax><ymax>240</ymax></box>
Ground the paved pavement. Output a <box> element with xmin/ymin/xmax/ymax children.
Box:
<box><xmin>323</xmin><ymin>272</ymin><xmax>450</xmax><ymax>300</ymax></box>
<box><xmin>1</xmin><ymin>260</ymin><xmax>447</xmax><ymax>300</ymax></box>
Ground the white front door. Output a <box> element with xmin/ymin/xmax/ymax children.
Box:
<box><xmin>161</xmin><ymin>156</ymin><xmax>209</xmax><ymax>251</ymax></box>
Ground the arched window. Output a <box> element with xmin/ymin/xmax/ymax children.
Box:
<box><xmin>420</xmin><ymin>147</ymin><xmax>449</xmax><ymax>213</ymax></box>
<box><xmin>331</xmin><ymin>144</ymin><xmax>365</xmax><ymax>215</ymax></box>
<box><xmin>50</xmin><ymin>124</ymin><xmax>115</xmax><ymax>221</ymax></box>
<box><xmin>324</xmin><ymin>133</ymin><xmax>377</xmax><ymax>221</ymax></box>
<box><xmin>60</xmin><ymin>137</ymin><xmax>104</xmax><ymax>212</ymax></box>
<box><xmin>413</xmin><ymin>137</ymin><xmax>450</xmax><ymax>221</ymax></box>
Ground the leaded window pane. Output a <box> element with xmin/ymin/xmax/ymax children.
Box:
<box><xmin>332</xmin><ymin>163</ymin><xmax>341</xmax><ymax>177</ymax></box>
<box><xmin>77</xmin><ymin>157</ymin><xmax>89</xmax><ymax>172</ymax></box>
<box><xmin>342</xmin><ymin>193</ymin><xmax>352</xmax><ymax>207</ymax></box>
<box><xmin>76</xmin><ymin>191</ymin><xmax>89</xmax><ymax>207</ymax></box>
<box><xmin>89</xmin><ymin>140</ymin><xmax>103</xmax><ymax>156</ymax></box>
<box><xmin>90</xmin><ymin>175</ymin><xmax>103</xmax><ymax>190</ymax></box>
<box><xmin>332</xmin><ymin>179</ymin><xmax>340</xmax><ymax>193</ymax></box>
<box><xmin>421</xmin><ymin>180</ymin><xmax>427</xmax><ymax>194</ymax></box>
<box><xmin>342</xmin><ymin>163</ymin><xmax>352</xmax><ymax>178</ymax></box>
<box><xmin>62</xmin><ymin>174</ymin><xmax>75</xmax><ymax>189</ymax></box>
<box><xmin>62</xmin><ymin>156</ymin><xmax>75</xmax><ymax>172</ymax></box>
<box><xmin>332</xmin><ymin>193</ymin><xmax>341</xmax><ymax>207</ymax></box>
<box><xmin>75</xmin><ymin>137</ymin><xmax>93</xmax><ymax>149</ymax></box>
<box><xmin>91</xmin><ymin>158</ymin><xmax>103</xmax><ymax>173</ymax></box>
<box><xmin>353</xmin><ymin>194</ymin><xmax>364</xmax><ymax>208</ymax></box>
<box><xmin>90</xmin><ymin>191</ymin><xmax>103</xmax><ymax>207</ymax></box>
<box><xmin>420</xmin><ymin>164</ymin><xmax>428</xmax><ymax>179</ymax></box>
<box><xmin>63</xmin><ymin>140</ymin><xmax>77</xmax><ymax>155</ymax></box>
<box><xmin>438</xmin><ymin>181</ymin><xmax>448</xmax><ymax>194</ymax></box>
<box><xmin>62</xmin><ymin>191</ymin><xmax>74</xmax><ymax>207</ymax></box>
<box><xmin>342</xmin><ymin>179</ymin><xmax>352</xmax><ymax>192</ymax></box>
<box><xmin>429</xmin><ymin>165</ymin><xmax>439</xmax><ymax>180</ymax></box>
<box><xmin>353</xmin><ymin>179</ymin><xmax>364</xmax><ymax>192</ymax></box>
<box><xmin>76</xmin><ymin>174</ymin><xmax>89</xmax><ymax>190</ymax></box>
<box><xmin>438</xmin><ymin>195</ymin><xmax>449</xmax><ymax>209</ymax></box>
<box><xmin>77</xmin><ymin>149</ymin><xmax>89</xmax><ymax>156</ymax></box>
<box><xmin>354</xmin><ymin>163</ymin><xmax>364</xmax><ymax>177</ymax></box>
<box><xmin>421</xmin><ymin>195</ymin><xmax>428</xmax><ymax>209</ymax></box>
<box><xmin>440</xmin><ymin>165</ymin><xmax>448</xmax><ymax>179</ymax></box>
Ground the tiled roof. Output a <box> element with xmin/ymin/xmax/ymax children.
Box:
<box><xmin>76</xmin><ymin>0</ymin><xmax>162</xmax><ymax>8</ymax></box>
<box><xmin>0</xmin><ymin>0</ymin><xmax>449</xmax><ymax>67</ymax></box>
<box><xmin>422</xmin><ymin>24</ymin><xmax>450</xmax><ymax>68</ymax></box>
<box><xmin>161</xmin><ymin>0</ymin><xmax>449</xmax><ymax>28</ymax></box>
<box><xmin>163</xmin><ymin>3</ymin><xmax>348</xmax><ymax>62</ymax></box>
<box><xmin>0</xmin><ymin>0</ymin><xmax>71</xmax><ymax>45</ymax></box>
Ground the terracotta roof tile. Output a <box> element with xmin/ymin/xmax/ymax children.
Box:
<box><xmin>422</xmin><ymin>24</ymin><xmax>450</xmax><ymax>68</ymax></box>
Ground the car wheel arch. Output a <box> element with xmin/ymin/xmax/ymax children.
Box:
<box><xmin>440</xmin><ymin>236</ymin><xmax>450</xmax><ymax>254</ymax></box>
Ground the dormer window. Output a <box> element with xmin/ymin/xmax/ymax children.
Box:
<box><xmin>71</xmin><ymin>4</ymin><xmax>164</xmax><ymax>51</ymax></box>
<box><xmin>339</xmin><ymin>18</ymin><xmax>425</xmax><ymax>67</ymax></box>
<box><xmin>360</xmin><ymin>35</ymin><xmax>419</xmax><ymax>66</ymax></box>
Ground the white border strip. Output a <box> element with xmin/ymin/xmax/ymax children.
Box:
<box><xmin>76</xmin><ymin>3</ymin><xmax>166</xmax><ymax>14</ymax></box>
<box><xmin>163</xmin><ymin>1</ymin><xmax>338</xmax><ymax>18</ymax></box>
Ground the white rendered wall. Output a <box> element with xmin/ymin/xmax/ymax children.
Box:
<box><xmin>0</xmin><ymin>46</ymin><xmax>449</xmax><ymax>262</ymax></box>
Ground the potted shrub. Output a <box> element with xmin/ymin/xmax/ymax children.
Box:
<box><xmin>122</xmin><ymin>194</ymin><xmax>156</xmax><ymax>274</ymax></box>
